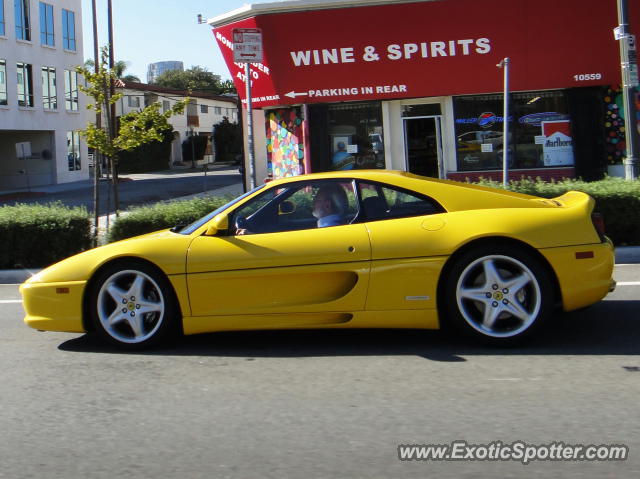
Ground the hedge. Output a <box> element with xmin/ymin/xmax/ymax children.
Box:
<box><xmin>0</xmin><ymin>202</ymin><xmax>91</xmax><ymax>268</ymax></box>
<box><xmin>474</xmin><ymin>176</ymin><xmax>640</xmax><ymax>245</ymax></box>
<box><xmin>107</xmin><ymin>195</ymin><xmax>231</xmax><ymax>242</ymax></box>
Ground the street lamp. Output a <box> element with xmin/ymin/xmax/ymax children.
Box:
<box><xmin>615</xmin><ymin>0</ymin><xmax>639</xmax><ymax>180</ymax></box>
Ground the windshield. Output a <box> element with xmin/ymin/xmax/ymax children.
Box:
<box><xmin>175</xmin><ymin>185</ymin><xmax>265</xmax><ymax>235</ymax></box>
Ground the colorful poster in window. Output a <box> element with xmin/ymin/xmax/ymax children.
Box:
<box><xmin>541</xmin><ymin>120</ymin><xmax>574</xmax><ymax>166</ymax></box>
<box><xmin>265</xmin><ymin>108</ymin><xmax>304</xmax><ymax>179</ymax></box>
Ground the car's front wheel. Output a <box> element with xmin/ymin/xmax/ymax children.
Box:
<box><xmin>442</xmin><ymin>245</ymin><xmax>554</xmax><ymax>345</ymax></box>
<box><xmin>88</xmin><ymin>262</ymin><xmax>180</xmax><ymax>349</ymax></box>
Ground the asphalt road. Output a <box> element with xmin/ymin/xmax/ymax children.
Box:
<box><xmin>0</xmin><ymin>167</ymin><xmax>243</xmax><ymax>214</ymax></box>
<box><xmin>0</xmin><ymin>265</ymin><xmax>639</xmax><ymax>479</ymax></box>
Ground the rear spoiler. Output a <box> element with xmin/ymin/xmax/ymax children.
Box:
<box><xmin>548</xmin><ymin>191</ymin><xmax>595</xmax><ymax>213</ymax></box>
<box><xmin>552</xmin><ymin>191</ymin><xmax>605</xmax><ymax>241</ymax></box>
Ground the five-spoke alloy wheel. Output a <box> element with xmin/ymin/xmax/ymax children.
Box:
<box><xmin>89</xmin><ymin>262</ymin><xmax>179</xmax><ymax>349</ymax></box>
<box><xmin>443</xmin><ymin>244</ymin><xmax>554</xmax><ymax>345</ymax></box>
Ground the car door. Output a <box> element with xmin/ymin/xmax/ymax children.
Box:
<box><xmin>357</xmin><ymin>181</ymin><xmax>447</xmax><ymax>312</ymax></box>
<box><xmin>186</xmin><ymin>179</ymin><xmax>371</xmax><ymax>319</ymax></box>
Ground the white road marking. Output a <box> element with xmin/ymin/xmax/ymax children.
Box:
<box><xmin>616</xmin><ymin>282</ymin><xmax>640</xmax><ymax>286</ymax></box>
<box><xmin>0</xmin><ymin>300</ymin><xmax>22</xmax><ymax>304</ymax></box>
<box><xmin>488</xmin><ymin>377</ymin><xmax>542</xmax><ymax>381</ymax></box>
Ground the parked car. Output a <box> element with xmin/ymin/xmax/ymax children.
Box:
<box><xmin>21</xmin><ymin>170</ymin><xmax>615</xmax><ymax>349</ymax></box>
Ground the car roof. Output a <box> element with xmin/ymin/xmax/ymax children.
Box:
<box><xmin>264</xmin><ymin>170</ymin><xmax>549</xmax><ymax>212</ymax></box>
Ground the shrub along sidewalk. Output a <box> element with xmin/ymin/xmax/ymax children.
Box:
<box><xmin>0</xmin><ymin>202</ymin><xmax>91</xmax><ymax>269</ymax></box>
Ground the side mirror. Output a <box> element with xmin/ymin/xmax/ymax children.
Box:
<box><xmin>204</xmin><ymin>214</ymin><xmax>229</xmax><ymax>236</ymax></box>
<box><xmin>278</xmin><ymin>200</ymin><xmax>296</xmax><ymax>215</ymax></box>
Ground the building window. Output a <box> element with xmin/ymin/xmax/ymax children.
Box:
<box><xmin>128</xmin><ymin>95</ymin><xmax>140</xmax><ymax>108</ymax></box>
<box><xmin>1</xmin><ymin>0</ymin><xmax>6</xmax><ymax>36</ymax></box>
<box><xmin>162</xmin><ymin>100</ymin><xmax>170</xmax><ymax>112</ymax></box>
<box><xmin>15</xmin><ymin>0</ymin><xmax>31</xmax><ymax>41</ymax></box>
<box><xmin>67</xmin><ymin>131</ymin><xmax>81</xmax><ymax>171</ymax></box>
<box><xmin>39</xmin><ymin>2</ymin><xmax>54</xmax><ymax>46</ymax></box>
<box><xmin>0</xmin><ymin>60</ymin><xmax>6</xmax><ymax>105</ymax></box>
<box><xmin>200</xmin><ymin>104</ymin><xmax>208</xmax><ymax>114</ymax></box>
<box><xmin>308</xmin><ymin>101</ymin><xmax>385</xmax><ymax>172</ymax></box>
<box><xmin>214</xmin><ymin>106</ymin><xmax>222</xmax><ymax>115</ymax></box>
<box><xmin>17</xmin><ymin>62</ymin><xmax>33</xmax><ymax>107</ymax></box>
<box><xmin>41</xmin><ymin>66</ymin><xmax>56</xmax><ymax>110</ymax></box>
<box><xmin>453</xmin><ymin>90</ymin><xmax>573</xmax><ymax>171</ymax></box>
<box><xmin>64</xmin><ymin>69</ymin><xmax>78</xmax><ymax>111</ymax></box>
<box><xmin>62</xmin><ymin>9</ymin><xmax>75</xmax><ymax>51</ymax></box>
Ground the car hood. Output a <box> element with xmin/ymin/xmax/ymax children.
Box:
<box><xmin>25</xmin><ymin>230</ymin><xmax>194</xmax><ymax>284</ymax></box>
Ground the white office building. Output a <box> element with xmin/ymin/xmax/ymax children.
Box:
<box><xmin>0</xmin><ymin>0</ymin><xmax>87</xmax><ymax>190</ymax></box>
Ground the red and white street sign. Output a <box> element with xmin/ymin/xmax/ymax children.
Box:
<box><xmin>232</xmin><ymin>28</ymin><xmax>263</xmax><ymax>63</ymax></box>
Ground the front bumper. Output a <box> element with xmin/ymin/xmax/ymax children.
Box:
<box><xmin>20</xmin><ymin>280</ymin><xmax>87</xmax><ymax>333</ymax></box>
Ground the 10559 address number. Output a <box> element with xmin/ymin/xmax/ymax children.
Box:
<box><xmin>574</xmin><ymin>73</ymin><xmax>602</xmax><ymax>81</ymax></box>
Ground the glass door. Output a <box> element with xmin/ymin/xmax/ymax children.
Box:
<box><xmin>403</xmin><ymin>116</ymin><xmax>444</xmax><ymax>178</ymax></box>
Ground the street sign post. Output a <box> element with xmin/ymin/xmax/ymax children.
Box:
<box><xmin>232</xmin><ymin>28</ymin><xmax>263</xmax><ymax>189</ymax></box>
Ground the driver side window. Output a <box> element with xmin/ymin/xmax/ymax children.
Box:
<box><xmin>229</xmin><ymin>180</ymin><xmax>358</xmax><ymax>235</ymax></box>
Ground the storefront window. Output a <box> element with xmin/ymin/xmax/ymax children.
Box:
<box><xmin>453</xmin><ymin>90</ymin><xmax>573</xmax><ymax>171</ymax></box>
<box><xmin>308</xmin><ymin>101</ymin><xmax>385</xmax><ymax>172</ymax></box>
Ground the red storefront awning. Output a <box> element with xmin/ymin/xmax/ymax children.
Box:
<box><xmin>211</xmin><ymin>0</ymin><xmax>640</xmax><ymax>108</ymax></box>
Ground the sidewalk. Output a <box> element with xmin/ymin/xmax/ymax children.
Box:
<box><xmin>0</xmin><ymin>162</ymin><xmax>240</xmax><ymax>198</ymax></box>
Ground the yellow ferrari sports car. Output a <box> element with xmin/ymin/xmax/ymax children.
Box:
<box><xmin>21</xmin><ymin>170</ymin><xmax>615</xmax><ymax>349</ymax></box>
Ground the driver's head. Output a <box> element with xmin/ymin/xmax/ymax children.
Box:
<box><xmin>313</xmin><ymin>184</ymin><xmax>347</xmax><ymax>219</ymax></box>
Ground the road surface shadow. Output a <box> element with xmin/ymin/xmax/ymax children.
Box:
<box><xmin>58</xmin><ymin>300</ymin><xmax>640</xmax><ymax>361</ymax></box>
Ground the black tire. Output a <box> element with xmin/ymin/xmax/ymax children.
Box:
<box><xmin>87</xmin><ymin>261</ymin><xmax>181</xmax><ymax>349</ymax></box>
<box><xmin>441</xmin><ymin>244</ymin><xmax>554</xmax><ymax>346</ymax></box>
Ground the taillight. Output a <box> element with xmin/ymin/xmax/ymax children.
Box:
<box><xmin>591</xmin><ymin>212</ymin><xmax>606</xmax><ymax>241</ymax></box>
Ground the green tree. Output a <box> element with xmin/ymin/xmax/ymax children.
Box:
<box><xmin>153</xmin><ymin>66</ymin><xmax>236</xmax><ymax>94</ymax></box>
<box><xmin>85</xmin><ymin>58</ymin><xmax>141</xmax><ymax>82</ymax></box>
<box><xmin>76</xmin><ymin>47</ymin><xmax>187</xmax><ymax>217</ymax></box>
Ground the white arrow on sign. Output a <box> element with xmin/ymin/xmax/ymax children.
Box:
<box><xmin>285</xmin><ymin>91</ymin><xmax>309</xmax><ymax>98</ymax></box>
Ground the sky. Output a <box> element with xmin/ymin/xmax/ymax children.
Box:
<box><xmin>80</xmin><ymin>0</ymin><xmax>254</xmax><ymax>82</ymax></box>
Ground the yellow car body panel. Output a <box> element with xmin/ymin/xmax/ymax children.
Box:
<box><xmin>182</xmin><ymin>310</ymin><xmax>439</xmax><ymax>335</ymax></box>
<box><xmin>539</xmin><ymin>240</ymin><xmax>615</xmax><ymax>311</ymax></box>
<box><xmin>20</xmin><ymin>280</ymin><xmax>86</xmax><ymax>333</ymax></box>
<box><xmin>20</xmin><ymin>170</ymin><xmax>615</xmax><ymax>340</ymax></box>
<box><xmin>25</xmin><ymin>231</ymin><xmax>193</xmax><ymax>284</ymax></box>
<box><xmin>366</xmin><ymin>257</ymin><xmax>445</xmax><ymax>311</ymax></box>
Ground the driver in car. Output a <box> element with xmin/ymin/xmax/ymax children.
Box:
<box><xmin>312</xmin><ymin>184</ymin><xmax>348</xmax><ymax>227</ymax></box>
<box><xmin>237</xmin><ymin>183</ymin><xmax>348</xmax><ymax>235</ymax></box>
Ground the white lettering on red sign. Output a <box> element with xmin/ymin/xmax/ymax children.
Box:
<box><xmin>289</xmin><ymin>38</ymin><xmax>492</xmax><ymax>67</ymax></box>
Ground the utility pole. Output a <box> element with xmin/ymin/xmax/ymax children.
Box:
<box><xmin>616</xmin><ymin>0</ymin><xmax>639</xmax><ymax>180</ymax></box>
<box><xmin>107</xmin><ymin>0</ymin><xmax>120</xmax><ymax>213</ymax></box>
<box><xmin>91</xmin><ymin>0</ymin><xmax>100</xmax><ymax>245</ymax></box>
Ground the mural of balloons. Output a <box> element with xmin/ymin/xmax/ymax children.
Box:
<box><xmin>265</xmin><ymin>108</ymin><xmax>305</xmax><ymax>179</ymax></box>
<box><xmin>604</xmin><ymin>86</ymin><xmax>640</xmax><ymax>164</ymax></box>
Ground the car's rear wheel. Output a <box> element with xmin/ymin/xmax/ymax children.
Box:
<box><xmin>442</xmin><ymin>245</ymin><xmax>554</xmax><ymax>345</ymax></box>
<box><xmin>88</xmin><ymin>262</ymin><xmax>180</xmax><ymax>349</ymax></box>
